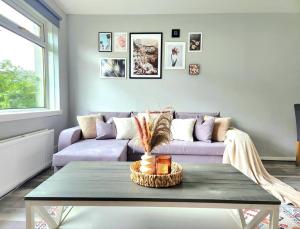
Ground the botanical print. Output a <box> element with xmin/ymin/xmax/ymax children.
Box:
<box><xmin>189</xmin><ymin>64</ymin><xmax>200</xmax><ymax>75</ymax></box>
<box><xmin>98</xmin><ymin>32</ymin><xmax>112</xmax><ymax>52</ymax></box>
<box><xmin>100</xmin><ymin>58</ymin><xmax>126</xmax><ymax>78</ymax></box>
<box><xmin>129</xmin><ymin>33</ymin><xmax>162</xmax><ymax>79</ymax></box>
<box><xmin>165</xmin><ymin>42</ymin><xmax>185</xmax><ymax>69</ymax></box>
<box><xmin>188</xmin><ymin>32</ymin><xmax>202</xmax><ymax>52</ymax></box>
<box><xmin>114</xmin><ymin>32</ymin><xmax>127</xmax><ymax>52</ymax></box>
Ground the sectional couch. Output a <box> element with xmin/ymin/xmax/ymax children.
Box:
<box><xmin>52</xmin><ymin>111</ymin><xmax>226</xmax><ymax>171</ymax></box>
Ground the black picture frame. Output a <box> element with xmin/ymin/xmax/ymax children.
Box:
<box><xmin>129</xmin><ymin>32</ymin><xmax>163</xmax><ymax>79</ymax></box>
<box><xmin>98</xmin><ymin>32</ymin><xmax>112</xmax><ymax>52</ymax></box>
<box><xmin>172</xmin><ymin>29</ymin><xmax>180</xmax><ymax>38</ymax></box>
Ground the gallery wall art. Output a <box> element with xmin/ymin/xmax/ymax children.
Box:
<box><xmin>172</xmin><ymin>29</ymin><xmax>180</xmax><ymax>38</ymax></box>
<box><xmin>114</xmin><ymin>32</ymin><xmax>127</xmax><ymax>52</ymax></box>
<box><xmin>129</xmin><ymin>32</ymin><xmax>163</xmax><ymax>79</ymax></box>
<box><xmin>188</xmin><ymin>32</ymin><xmax>202</xmax><ymax>52</ymax></box>
<box><xmin>100</xmin><ymin>58</ymin><xmax>126</xmax><ymax>79</ymax></box>
<box><xmin>189</xmin><ymin>64</ymin><xmax>200</xmax><ymax>75</ymax></box>
<box><xmin>98</xmin><ymin>32</ymin><xmax>112</xmax><ymax>52</ymax></box>
<box><xmin>164</xmin><ymin>42</ymin><xmax>185</xmax><ymax>69</ymax></box>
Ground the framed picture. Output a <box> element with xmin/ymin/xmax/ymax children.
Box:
<box><xmin>98</xmin><ymin>32</ymin><xmax>112</xmax><ymax>52</ymax></box>
<box><xmin>188</xmin><ymin>32</ymin><xmax>202</xmax><ymax>52</ymax></box>
<box><xmin>164</xmin><ymin>42</ymin><xmax>185</xmax><ymax>69</ymax></box>
<box><xmin>114</xmin><ymin>32</ymin><xmax>127</xmax><ymax>52</ymax></box>
<box><xmin>100</xmin><ymin>58</ymin><xmax>126</xmax><ymax>79</ymax></box>
<box><xmin>172</xmin><ymin>29</ymin><xmax>180</xmax><ymax>38</ymax></box>
<box><xmin>189</xmin><ymin>64</ymin><xmax>200</xmax><ymax>75</ymax></box>
<box><xmin>129</xmin><ymin>32</ymin><xmax>163</xmax><ymax>79</ymax></box>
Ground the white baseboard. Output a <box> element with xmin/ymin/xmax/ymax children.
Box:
<box><xmin>261</xmin><ymin>156</ymin><xmax>295</xmax><ymax>161</ymax></box>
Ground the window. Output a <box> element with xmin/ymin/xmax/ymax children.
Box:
<box><xmin>0</xmin><ymin>0</ymin><xmax>41</xmax><ymax>37</ymax></box>
<box><xmin>0</xmin><ymin>0</ymin><xmax>60</xmax><ymax>120</ymax></box>
<box><xmin>0</xmin><ymin>26</ymin><xmax>45</xmax><ymax>109</ymax></box>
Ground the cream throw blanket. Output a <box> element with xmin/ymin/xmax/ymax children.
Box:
<box><xmin>223</xmin><ymin>128</ymin><xmax>300</xmax><ymax>206</ymax></box>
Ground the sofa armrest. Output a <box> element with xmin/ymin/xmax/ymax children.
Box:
<box><xmin>58</xmin><ymin>126</ymin><xmax>82</xmax><ymax>151</ymax></box>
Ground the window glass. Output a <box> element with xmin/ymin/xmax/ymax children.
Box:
<box><xmin>0</xmin><ymin>26</ymin><xmax>45</xmax><ymax>109</ymax></box>
<box><xmin>0</xmin><ymin>0</ymin><xmax>41</xmax><ymax>37</ymax></box>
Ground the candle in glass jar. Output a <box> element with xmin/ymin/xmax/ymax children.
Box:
<box><xmin>156</xmin><ymin>155</ymin><xmax>172</xmax><ymax>175</ymax></box>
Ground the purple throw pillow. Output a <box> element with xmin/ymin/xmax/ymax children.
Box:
<box><xmin>195</xmin><ymin>117</ymin><xmax>215</xmax><ymax>143</ymax></box>
<box><xmin>96</xmin><ymin>118</ymin><xmax>117</xmax><ymax>140</ymax></box>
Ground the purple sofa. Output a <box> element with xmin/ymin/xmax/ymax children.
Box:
<box><xmin>52</xmin><ymin>111</ymin><xmax>226</xmax><ymax>171</ymax></box>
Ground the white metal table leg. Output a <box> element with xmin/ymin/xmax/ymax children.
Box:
<box><xmin>270</xmin><ymin>206</ymin><xmax>279</xmax><ymax>229</ymax></box>
<box><xmin>35</xmin><ymin>206</ymin><xmax>59</xmax><ymax>229</ymax></box>
<box><xmin>245</xmin><ymin>210</ymin><xmax>270</xmax><ymax>229</ymax></box>
<box><xmin>238</xmin><ymin>209</ymin><xmax>246</xmax><ymax>228</ymax></box>
<box><xmin>26</xmin><ymin>202</ymin><xmax>35</xmax><ymax>229</ymax></box>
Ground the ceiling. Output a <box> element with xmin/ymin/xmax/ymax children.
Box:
<box><xmin>54</xmin><ymin>0</ymin><xmax>300</xmax><ymax>15</ymax></box>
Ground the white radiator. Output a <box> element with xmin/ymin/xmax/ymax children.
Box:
<box><xmin>0</xmin><ymin>129</ymin><xmax>54</xmax><ymax>197</ymax></box>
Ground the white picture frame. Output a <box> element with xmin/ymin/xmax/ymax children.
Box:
<box><xmin>188</xmin><ymin>32</ymin><xmax>202</xmax><ymax>52</ymax></box>
<box><xmin>100</xmin><ymin>58</ymin><xmax>127</xmax><ymax>79</ymax></box>
<box><xmin>164</xmin><ymin>42</ymin><xmax>186</xmax><ymax>69</ymax></box>
<box><xmin>114</xmin><ymin>32</ymin><xmax>127</xmax><ymax>52</ymax></box>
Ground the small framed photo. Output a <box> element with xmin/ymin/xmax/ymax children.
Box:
<box><xmin>114</xmin><ymin>32</ymin><xmax>127</xmax><ymax>52</ymax></box>
<box><xmin>164</xmin><ymin>42</ymin><xmax>185</xmax><ymax>69</ymax></box>
<box><xmin>100</xmin><ymin>58</ymin><xmax>126</xmax><ymax>79</ymax></box>
<box><xmin>189</xmin><ymin>64</ymin><xmax>200</xmax><ymax>75</ymax></box>
<box><xmin>188</xmin><ymin>32</ymin><xmax>202</xmax><ymax>52</ymax></box>
<box><xmin>172</xmin><ymin>29</ymin><xmax>180</xmax><ymax>38</ymax></box>
<box><xmin>98</xmin><ymin>32</ymin><xmax>112</xmax><ymax>52</ymax></box>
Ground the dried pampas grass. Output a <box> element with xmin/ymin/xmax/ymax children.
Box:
<box><xmin>133</xmin><ymin>109</ymin><xmax>173</xmax><ymax>153</ymax></box>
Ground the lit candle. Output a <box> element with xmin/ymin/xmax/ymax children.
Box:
<box><xmin>156</xmin><ymin>155</ymin><xmax>172</xmax><ymax>175</ymax></box>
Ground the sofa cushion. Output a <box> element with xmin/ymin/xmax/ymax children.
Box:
<box><xmin>77</xmin><ymin>114</ymin><xmax>103</xmax><ymax>139</ymax></box>
<box><xmin>205</xmin><ymin>116</ymin><xmax>231</xmax><ymax>142</ymax></box>
<box><xmin>96</xmin><ymin>118</ymin><xmax>117</xmax><ymax>140</ymax></box>
<box><xmin>195</xmin><ymin>117</ymin><xmax>215</xmax><ymax>143</ymax></box>
<box><xmin>175</xmin><ymin>112</ymin><xmax>220</xmax><ymax>119</ymax></box>
<box><xmin>127</xmin><ymin>140</ymin><xmax>225</xmax><ymax>156</ymax></box>
<box><xmin>114</xmin><ymin>117</ymin><xmax>136</xmax><ymax>139</ymax></box>
<box><xmin>171</xmin><ymin>119</ymin><xmax>196</xmax><ymax>142</ymax></box>
<box><xmin>52</xmin><ymin>139</ymin><xmax>128</xmax><ymax>167</ymax></box>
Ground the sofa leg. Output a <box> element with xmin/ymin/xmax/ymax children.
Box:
<box><xmin>54</xmin><ymin>166</ymin><xmax>59</xmax><ymax>173</ymax></box>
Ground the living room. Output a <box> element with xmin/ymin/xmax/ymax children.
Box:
<box><xmin>0</xmin><ymin>0</ymin><xmax>300</xmax><ymax>228</ymax></box>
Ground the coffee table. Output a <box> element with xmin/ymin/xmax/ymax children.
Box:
<box><xmin>25</xmin><ymin>161</ymin><xmax>280</xmax><ymax>229</ymax></box>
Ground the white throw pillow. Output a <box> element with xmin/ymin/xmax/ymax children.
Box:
<box><xmin>113</xmin><ymin>117</ymin><xmax>136</xmax><ymax>140</ymax></box>
<box><xmin>171</xmin><ymin>119</ymin><xmax>196</xmax><ymax>142</ymax></box>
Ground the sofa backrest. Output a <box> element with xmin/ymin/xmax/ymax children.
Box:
<box><xmin>175</xmin><ymin>112</ymin><xmax>220</xmax><ymax>119</ymax></box>
<box><xmin>89</xmin><ymin>112</ymin><xmax>131</xmax><ymax>122</ymax></box>
<box><xmin>89</xmin><ymin>111</ymin><xmax>220</xmax><ymax>121</ymax></box>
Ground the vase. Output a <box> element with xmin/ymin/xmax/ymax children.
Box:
<box><xmin>140</xmin><ymin>152</ymin><xmax>156</xmax><ymax>175</ymax></box>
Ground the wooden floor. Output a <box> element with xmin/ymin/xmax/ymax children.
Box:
<box><xmin>0</xmin><ymin>161</ymin><xmax>299</xmax><ymax>229</ymax></box>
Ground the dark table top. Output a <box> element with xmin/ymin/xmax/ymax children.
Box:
<box><xmin>25</xmin><ymin>161</ymin><xmax>280</xmax><ymax>205</ymax></box>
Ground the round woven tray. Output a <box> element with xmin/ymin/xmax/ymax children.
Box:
<box><xmin>130</xmin><ymin>161</ymin><xmax>183</xmax><ymax>188</ymax></box>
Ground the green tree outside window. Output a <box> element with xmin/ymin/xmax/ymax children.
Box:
<box><xmin>0</xmin><ymin>60</ymin><xmax>42</xmax><ymax>109</ymax></box>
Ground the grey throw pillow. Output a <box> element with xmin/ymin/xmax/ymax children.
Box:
<box><xmin>96</xmin><ymin>118</ymin><xmax>117</xmax><ymax>140</ymax></box>
<box><xmin>195</xmin><ymin>117</ymin><xmax>215</xmax><ymax>143</ymax></box>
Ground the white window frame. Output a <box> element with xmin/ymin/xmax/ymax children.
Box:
<box><xmin>0</xmin><ymin>0</ymin><xmax>61</xmax><ymax>122</ymax></box>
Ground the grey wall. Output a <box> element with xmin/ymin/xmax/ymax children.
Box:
<box><xmin>67</xmin><ymin>14</ymin><xmax>300</xmax><ymax>158</ymax></box>
<box><xmin>0</xmin><ymin>1</ymin><xmax>69</xmax><ymax>149</ymax></box>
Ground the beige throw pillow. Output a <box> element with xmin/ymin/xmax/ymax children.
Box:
<box><xmin>77</xmin><ymin>114</ymin><xmax>103</xmax><ymax>139</ymax></box>
<box><xmin>204</xmin><ymin>116</ymin><xmax>231</xmax><ymax>142</ymax></box>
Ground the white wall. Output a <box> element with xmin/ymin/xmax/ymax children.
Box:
<box><xmin>67</xmin><ymin>13</ymin><xmax>300</xmax><ymax>158</ymax></box>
